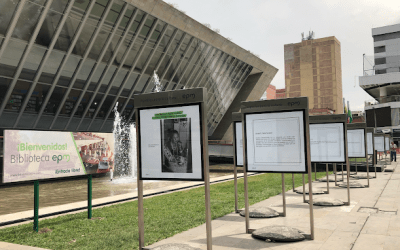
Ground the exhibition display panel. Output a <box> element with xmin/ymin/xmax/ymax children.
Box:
<box><xmin>2</xmin><ymin>130</ymin><xmax>114</xmax><ymax>231</ymax></box>
<box><xmin>244</xmin><ymin>110</ymin><xmax>307</xmax><ymax>173</ymax></box>
<box><xmin>134</xmin><ymin>88</ymin><xmax>212</xmax><ymax>250</ymax></box>
<box><xmin>347</xmin><ymin>129</ymin><xmax>366</xmax><ymax>158</ymax></box>
<box><xmin>374</xmin><ymin>134</ymin><xmax>385</xmax><ymax>152</ymax></box>
<box><xmin>241</xmin><ymin>97</ymin><xmax>314</xmax><ymax>240</ymax></box>
<box><xmin>367</xmin><ymin>131</ymin><xmax>374</xmax><ymax>155</ymax></box>
<box><xmin>347</xmin><ymin>123</ymin><xmax>370</xmax><ymax>187</ymax></box>
<box><xmin>385</xmin><ymin>135</ymin><xmax>390</xmax><ymax>152</ymax></box>
<box><xmin>308</xmin><ymin>114</ymin><xmax>349</xmax><ymax>202</ymax></box>
<box><xmin>309</xmin><ymin>115</ymin><xmax>346</xmax><ymax>163</ymax></box>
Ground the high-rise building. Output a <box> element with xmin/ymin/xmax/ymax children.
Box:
<box><xmin>359</xmin><ymin>23</ymin><xmax>400</xmax><ymax>137</ymax></box>
<box><xmin>284</xmin><ymin>36</ymin><xmax>343</xmax><ymax>113</ymax></box>
<box><xmin>0</xmin><ymin>0</ymin><xmax>277</xmax><ymax>141</ymax></box>
<box><xmin>276</xmin><ymin>88</ymin><xmax>285</xmax><ymax>99</ymax></box>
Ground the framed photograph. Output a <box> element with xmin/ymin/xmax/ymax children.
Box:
<box><xmin>310</xmin><ymin>123</ymin><xmax>345</xmax><ymax>163</ymax></box>
<box><xmin>234</xmin><ymin>121</ymin><xmax>243</xmax><ymax>166</ymax></box>
<box><xmin>347</xmin><ymin>129</ymin><xmax>366</xmax><ymax>158</ymax></box>
<box><xmin>138</xmin><ymin>103</ymin><xmax>203</xmax><ymax>180</ymax></box>
<box><xmin>374</xmin><ymin>135</ymin><xmax>385</xmax><ymax>152</ymax></box>
<box><xmin>244</xmin><ymin>110</ymin><xmax>307</xmax><ymax>173</ymax></box>
<box><xmin>367</xmin><ymin>132</ymin><xmax>373</xmax><ymax>155</ymax></box>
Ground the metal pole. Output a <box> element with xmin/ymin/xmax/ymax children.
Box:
<box><xmin>355</xmin><ymin>160</ymin><xmax>358</xmax><ymax>175</ymax></box>
<box><xmin>334</xmin><ymin>163</ymin><xmax>337</xmax><ymax>186</ymax></box>
<box><xmin>314</xmin><ymin>163</ymin><xmax>317</xmax><ymax>180</ymax></box>
<box><xmin>292</xmin><ymin>173</ymin><xmax>295</xmax><ymax>192</ymax></box>
<box><xmin>136</xmin><ymin>111</ymin><xmax>145</xmax><ymax>250</ymax></box>
<box><xmin>282</xmin><ymin>174</ymin><xmax>286</xmax><ymax>217</ymax></box>
<box><xmin>366</xmin><ymin>133</ymin><xmax>370</xmax><ymax>188</ymax></box>
<box><xmin>307</xmin><ymin>164</ymin><xmax>315</xmax><ymax>240</ymax></box>
<box><xmin>374</xmin><ymin>152</ymin><xmax>377</xmax><ymax>178</ymax></box>
<box><xmin>341</xmin><ymin>163</ymin><xmax>344</xmax><ymax>181</ymax></box>
<box><xmin>200</xmin><ymin>102</ymin><xmax>213</xmax><ymax>250</ymax></box>
<box><xmin>234</xmin><ymin>164</ymin><xmax>238</xmax><ymax>213</ymax></box>
<box><xmin>33</xmin><ymin>180</ymin><xmax>39</xmax><ymax>232</ymax></box>
<box><xmin>302</xmin><ymin>174</ymin><xmax>306</xmax><ymax>203</ymax></box>
<box><xmin>88</xmin><ymin>174</ymin><xmax>92</xmax><ymax>219</ymax></box>
<box><xmin>326</xmin><ymin>163</ymin><xmax>329</xmax><ymax>194</ymax></box>
<box><xmin>346</xmin><ymin>157</ymin><xmax>351</xmax><ymax>206</ymax></box>
<box><xmin>244</xmin><ymin>167</ymin><xmax>250</xmax><ymax>233</ymax></box>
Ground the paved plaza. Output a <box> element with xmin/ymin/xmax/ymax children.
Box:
<box><xmin>1</xmin><ymin>161</ymin><xmax>399</xmax><ymax>249</ymax></box>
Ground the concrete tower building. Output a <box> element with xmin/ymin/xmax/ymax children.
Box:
<box><xmin>284</xmin><ymin>36</ymin><xmax>343</xmax><ymax>114</ymax></box>
<box><xmin>360</xmin><ymin>23</ymin><xmax>400</xmax><ymax>136</ymax></box>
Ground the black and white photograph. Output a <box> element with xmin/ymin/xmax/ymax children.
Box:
<box><xmin>161</xmin><ymin>118</ymin><xmax>192</xmax><ymax>173</ymax></box>
<box><xmin>139</xmin><ymin>104</ymin><xmax>203</xmax><ymax>180</ymax></box>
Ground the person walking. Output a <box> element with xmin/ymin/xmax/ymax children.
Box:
<box><xmin>390</xmin><ymin>141</ymin><xmax>397</xmax><ymax>162</ymax></box>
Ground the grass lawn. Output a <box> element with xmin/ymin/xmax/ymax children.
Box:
<box><xmin>348</xmin><ymin>158</ymin><xmax>367</xmax><ymax>162</ymax></box>
<box><xmin>0</xmin><ymin>172</ymin><xmax>328</xmax><ymax>250</ymax></box>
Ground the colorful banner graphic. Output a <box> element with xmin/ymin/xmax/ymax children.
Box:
<box><xmin>3</xmin><ymin>130</ymin><xmax>114</xmax><ymax>183</ymax></box>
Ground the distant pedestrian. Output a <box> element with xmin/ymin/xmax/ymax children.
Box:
<box><xmin>390</xmin><ymin>141</ymin><xmax>397</xmax><ymax>162</ymax></box>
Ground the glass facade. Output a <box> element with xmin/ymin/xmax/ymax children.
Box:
<box><xmin>0</xmin><ymin>0</ymin><xmax>253</xmax><ymax>136</ymax></box>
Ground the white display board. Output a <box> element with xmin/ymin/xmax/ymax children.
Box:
<box><xmin>347</xmin><ymin>129</ymin><xmax>366</xmax><ymax>158</ymax></box>
<box><xmin>139</xmin><ymin>104</ymin><xmax>203</xmax><ymax>180</ymax></box>
<box><xmin>235</xmin><ymin>122</ymin><xmax>243</xmax><ymax>166</ymax></box>
<box><xmin>245</xmin><ymin>110</ymin><xmax>306</xmax><ymax>172</ymax></box>
<box><xmin>367</xmin><ymin>132</ymin><xmax>373</xmax><ymax>155</ymax></box>
<box><xmin>385</xmin><ymin>137</ymin><xmax>390</xmax><ymax>151</ymax></box>
<box><xmin>374</xmin><ymin>136</ymin><xmax>385</xmax><ymax>152</ymax></box>
<box><xmin>310</xmin><ymin>123</ymin><xmax>345</xmax><ymax>162</ymax></box>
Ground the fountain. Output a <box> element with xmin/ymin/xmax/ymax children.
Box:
<box><xmin>111</xmin><ymin>72</ymin><xmax>162</xmax><ymax>183</ymax></box>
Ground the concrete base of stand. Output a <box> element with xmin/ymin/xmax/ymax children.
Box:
<box><xmin>239</xmin><ymin>207</ymin><xmax>280</xmax><ymax>218</ymax></box>
<box><xmin>339</xmin><ymin>181</ymin><xmax>365</xmax><ymax>188</ymax></box>
<box><xmin>311</xmin><ymin>197</ymin><xmax>345</xmax><ymax>206</ymax></box>
<box><xmin>152</xmin><ymin>244</ymin><xmax>202</xmax><ymax>250</ymax></box>
<box><xmin>294</xmin><ymin>187</ymin><xmax>325</xmax><ymax>194</ymax></box>
<box><xmin>351</xmin><ymin>174</ymin><xmax>376</xmax><ymax>179</ymax></box>
<box><xmin>252</xmin><ymin>225</ymin><xmax>305</xmax><ymax>242</ymax></box>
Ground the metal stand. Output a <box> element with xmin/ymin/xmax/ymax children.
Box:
<box><xmin>33</xmin><ymin>180</ymin><xmax>39</xmax><ymax>232</ymax></box>
<box><xmin>355</xmin><ymin>160</ymin><xmax>358</xmax><ymax>175</ymax></box>
<box><xmin>307</xmin><ymin>163</ymin><xmax>315</xmax><ymax>240</ymax></box>
<box><xmin>302</xmin><ymin>174</ymin><xmax>306</xmax><ymax>203</ymax></box>
<box><xmin>334</xmin><ymin>163</ymin><xmax>338</xmax><ymax>186</ymax></box>
<box><xmin>314</xmin><ymin>163</ymin><xmax>317</xmax><ymax>180</ymax></box>
<box><xmin>374</xmin><ymin>153</ymin><xmax>377</xmax><ymax>178</ymax></box>
<box><xmin>292</xmin><ymin>173</ymin><xmax>295</xmax><ymax>192</ymax></box>
<box><xmin>345</xmin><ymin>156</ymin><xmax>351</xmax><ymax>206</ymax></box>
<box><xmin>341</xmin><ymin>163</ymin><xmax>344</xmax><ymax>181</ymax></box>
<box><xmin>326</xmin><ymin>163</ymin><xmax>329</xmax><ymax>194</ymax></box>
<box><xmin>281</xmin><ymin>174</ymin><xmax>286</xmax><ymax>217</ymax></box>
<box><xmin>244</xmin><ymin>166</ymin><xmax>250</xmax><ymax>233</ymax></box>
<box><xmin>234</xmin><ymin>164</ymin><xmax>238</xmax><ymax>213</ymax></box>
<box><xmin>88</xmin><ymin>174</ymin><xmax>92</xmax><ymax>219</ymax></box>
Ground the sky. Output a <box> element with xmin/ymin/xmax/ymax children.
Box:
<box><xmin>168</xmin><ymin>0</ymin><xmax>400</xmax><ymax>111</ymax></box>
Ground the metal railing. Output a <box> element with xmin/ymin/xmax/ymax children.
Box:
<box><xmin>365</xmin><ymin>95</ymin><xmax>400</xmax><ymax>107</ymax></box>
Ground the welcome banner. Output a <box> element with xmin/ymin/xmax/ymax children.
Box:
<box><xmin>3</xmin><ymin>130</ymin><xmax>114</xmax><ymax>183</ymax></box>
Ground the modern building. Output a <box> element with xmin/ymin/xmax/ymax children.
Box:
<box><xmin>284</xmin><ymin>36</ymin><xmax>343</xmax><ymax>114</ymax></box>
<box><xmin>309</xmin><ymin>108</ymin><xmax>334</xmax><ymax>116</ymax></box>
<box><xmin>0</xmin><ymin>0</ymin><xmax>277</xmax><ymax>142</ymax></box>
<box><xmin>260</xmin><ymin>84</ymin><xmax>276</xmax><ymax>100</ymax></box>
<box><xmin>359</xmin><ymin>23</ymin><xmax>400</xmax><ymax>137</ymax></box>
<box><xmin>276</xmin><ymin>88</ymin><xmax>285</xmax><ymax>99</ymax></box>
